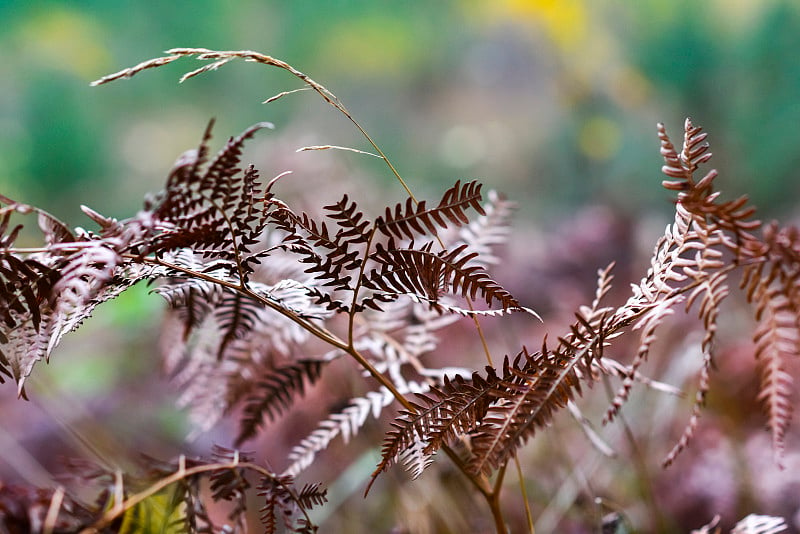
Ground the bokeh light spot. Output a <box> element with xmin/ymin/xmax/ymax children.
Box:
<box><xmin>578</xmin><ymin>116</ymin><xmax>621</xmax><ymax>161</ymax></box>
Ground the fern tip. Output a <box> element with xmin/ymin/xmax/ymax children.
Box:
<box><xmin>522</xmin><ymin>307</ymin><xmax>543</xmax><ymax>322</ymax></box>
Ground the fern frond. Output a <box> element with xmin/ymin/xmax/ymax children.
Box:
<box><xmin>369</xmin><ymin>371</ymin><xmax>497</xmax><ymax>489</ymax></box>
<box><xmin>269</xmin><ymin>194</ymin><xmax>370</xmax><ymax>296</ymax></box>
<box><xmin>397</xmin><ymin>438</ymin><xmax>436</xmax><ymax>481</ymax></box>
<box><xmin>451</xmin><ymin>189</ymin><xmax>514</xmax><ymax>268</ymax></box>
<box><xmin>731</xmin><ymin>514</ymin><xmax>788</xmax><ymax>534</ymax></box>
<box><xmin>1</xmin><ymin>199</ymin><xmax>162</xmax><ymax>393</ymax></box>
<box><xmin>236</xmin><ymin>360</ymin><xmax>325</xmax><ymax>445</ymax></box>
<box><xmin>748</xmin><ymin>267</ymin><xmax>796</xmax><ymax>462</ymax></box>
<box><xmin>258</xmin><ymin>473</ymin><xmax>324</xmax><ymax>534</ymax></box>
<box><xmin>283</xmin><ymin>387</ymin><xmax>396</xmax><ymax>477</ymax></box>
<box><xmin>375</xmin><ymin>180</ymin><xmax>485</xmax><ymax>240</ymax></box>
<box><xmin>284</xmin><ymin>383</ymin><xmax>428</xmax><ymax>477</ymax></box>
<box><xmin>404</xmin><ymin>292</ymin><xmax>537</xmax><ymax>318</ymax></box>
<box><xmin>150</xmin><ymin>120</ymin><xmax>274</xmax><ymax>282</ymax></box>
<box><xmin>660</xmin><ymin>251</ymin><xmax>729</xmax><ymax>464</ymax></box>
<box><xmin>469</xmin><ymin>325</ymin><xmax>602</xmax><ymax>476</ymax></box>
<box><xmin>294</xmin><ymin>483</ymin><xmax>327</xmax><ymax>511</ymax></box>
<box><xmin>213</xmin><ymin>291</ymin><xmax>263</xmax><ymax>359</ymax></box>
<box><xmin>663</xmin><ymin>345</ymin><xmax>713</xmax><ymax>467</ymax></box>
<box><xmin>658</xmin><ymin>119</ymin><xmax>761</xmax><ymax>257</ymax></box>
<box><xmin>367</xmin><ymin>240</ymin><xmax>522</xmax><ymax>310</ymax></box>
<box><xmin>323</xmin><ymin>194</ymin><xmax>373</xmax><ymax>246</ymax></box>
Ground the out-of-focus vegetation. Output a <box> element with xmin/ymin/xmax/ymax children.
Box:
<box><xmin>2</xmin><ymin>2</ymin><xmax>800</xmax><ymax>532</ymax></box>
<box><xmin>2</xmin><ymin>1</ymin><xmax>800</xmax><ymax>222</ymax></box>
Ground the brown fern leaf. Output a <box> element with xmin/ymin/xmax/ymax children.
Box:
<box><xmin>154</xmin><ymin>277</ymin><xmax>221</xmax><ymax>342</ymax></box>
<box><xmin>213</xmin><ymin>291</ymin><xmax>264</xmax><ymax>359</ymax></box>
<box><xmin>284</xmin><ymin>385</ymin><xmax>423</xmax><ymax>477</ymax></box>
<box><xmin>366</xmin><ymin>240</ymin><xmax>522</xmax><ymax>310</ymax></box>
<box><xmin>1</xmin><ymin>200</ymin><xmax>163</xmax><ymax>394</ymax></box>
<box><xmin>323</xmin><ymin>194</ymin><xmax>372</xmax><ymax>245</ymax></box>
<box><xmin>658</xmin><ymin>231</ymin><xmax>731</xmax><ymax>459</ymax></box>
<box><xmin>295</xmin><ymin>483</ymin><xmax>328</xmax><ymax>511</ymax></box>
<box><xmin>0</xmin><ymin>205</ymin><xmax>62</xmax><ymax>336</ymax></box>
<box><xmin>745</xmin><ymin>263</ymin><xmax>797</xmax><ymax>462</ymax></box>
<box><xmin>269</xmin><ymin>194</ymin><xmax>370</xmax><ymax>297</ymax></box>
<box><xmin>658</xmin><ymin>267</ymin><xmax>728</xmax><ymax>465</ymax></box>
<box><xmin>659</xmin><ymin>119</ymin><xmax>800</xmax><ymax>462</ymax></box>
<box><xmin>760</xmin><ymin>222</ymin><xmax>800</xmax><ymax>315</ymax></box>
<box><xmin>208</xmin><ymin>446</ymin><xmax>253</xmax><ymax>505</ymax></box>
<box><xmin>604</xmin><ymin>145</ymin><xmax>731</xmax><ymax>424</ymax></box>
<box><xmin>658</xmin><ymin>119</ymin><xmax>761</xmax><ymax>257</ymax></box>
<box><xmin>150</xmin><ymin>120</ymin><xmax>274</xmax><ymax>280</ymax></box>
<box><xmin>469</xmin><ymin>325</ymin><xmax>602</xmax><ymax>476</ymax></box>
<box><xmin>375</xmin><ymin>180</ymin><xmax>485</xmax><ymax>240</ymax></box>
<box><xmin>658</xmin><ymin>118</ymin><xmax>711</xmax><ymax>190</ymax></box>
<box><xmin>236</xmin><ymin>360</ymin><xmax>326</xmax><ymax>445</ymax></box>
<box><xmin>258</xmin><ymin>473</ymin><xmax>323</xmax><ymax>534</ymax></box>
<box><xmin>368</xmin><ymin>370</ymin><xmax>498</xmax><ymax>492</ymax></box>
<box><xmin>0</xmin><ymin>253</ymin><xmax>55</xmax><ymax>333</ymax></box>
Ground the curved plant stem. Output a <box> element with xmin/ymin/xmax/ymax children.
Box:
<box><xmin>489</xmin><ymin>461</ymin><xmax>509</xmax><ymax>534</ymax></box>
<box><xmin>79</xmin><ymin>459</ymin><xmax>305</xmax><ymax>533</ymax></box>
<box><xmin>139</xmin><ymin>255</ymin><xmax>414</xmax><ymax>412</ymax></box>
<box><xmin>97</xmin><ymin>48</ymin><xmax>513</xmax><ymax>531</ymax></box>
<box><xmin>514</xmin><ymin>454</ymin><xmax>535</xmax><ymax>534</ymax></box>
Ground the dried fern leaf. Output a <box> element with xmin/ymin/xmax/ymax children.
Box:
<box><xmin>451</xmin><ymin>189</ymin><xmax>514</xmax><ymax>268</ymax></box>
<box><xmin>369</xmin><ymin>371</ymin><xmax>497</xmax><ymax>490</ymax></box>
<box><xmin>375</xmin><ymin>180</ymin><xmax>485</xmax><ymax>240</ymax></box>
<box><xmin>367</xmin><ymin>240</ymin><xmax>522</xmax><ymax>310</ymax></box>
<box><xmin>236</xmin><ymin>360</ymin><xmax>325</xmax><ymax>445</ymax></box>
<box><xmin>749</xmin><ymin>272</ymin><xmax>796</xmax><ymax>462</ymax></box>
<box><xmin>469</xmin><ymin>333</ymin><xmax>600</xmax><ymax>476</ymax></box>
<box><xmin>269</xmin><ymin>193</ymin><xmax>371</xmax><ymax>296</ymax></box>
<box><xmin>284</xmin><ymin>382</ymin><xmax>428</xmax><ymax>477</ymax></box>
<box><xmin>731</xmin><ymin>514</ymin><xmax>788</xmax><ymax>534</ymax></box>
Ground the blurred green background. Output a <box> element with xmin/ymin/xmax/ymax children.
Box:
<box><xmin>2</xmin><ymin>0</ymin><xmax>800</xmax><ymax>226</ymax></box>
<box><xmin>2</xmin><ymin>1</ymin><xmax>800</xmax><ymax>529</ymax></box>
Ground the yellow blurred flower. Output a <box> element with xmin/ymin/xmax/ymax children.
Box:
<box><xmin>16</xmin><ymin>7</ymin><xmax>110</xmax><ymax>79</ymax></box>
<box><xmin>463</xmin><ymin>0</ymin><xmax>588</xmax><ymax>51</ymax></box>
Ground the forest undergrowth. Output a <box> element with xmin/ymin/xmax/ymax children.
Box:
<box><xmin>0</xmin><ymin>48</ymin><xmax>798</xmax><ymax>533</ymax></box>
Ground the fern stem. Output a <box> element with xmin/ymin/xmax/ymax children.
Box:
<box><xmin>467</xmin><ymin>298</ymin><xmax>494</xmax><ymax>366</ymax></box>
<box><xmin>138</xmin><ymin>255</ymin><xmax>346</xmax><ymax>350</ymax></box>
<box><xmin>347</xmin><ymin>227</ymin><xmax>378</xmax><ymax>346</ymax></box>
<box><xmin>493</xmin><ymin>460</ymin><xmax>508</xmax><ymax>494</ymax></box>
<box><xmin>490</xmin><ymin>461</ymin><xmax>509</xmax><ymax>534</ymax></box>
<box><xmin>439</xmin><ymin>444</ymin><xmax>510</xmax><ymax>534</ymax></box>
<box><xmin>139</xmin><ymin>255</ymin><xmax>416</xmax><ymax>412</ymax></box>
<box><xmin>342</xmin><ymin>346</ymin><xmax>415</xmax><ymax>412</ymax></box>
<box><xmin>347</xmin><ymin>119</ymin><xmax>417</xmax><ymax>201</ymax></box>
<box><xmin>207</xmin><ymin>195</ymin><xmax>249</xmax><ymax>284</ymax></box>
<box><xmin>514</xmin><ymin>454</ymin><xmax>535</xmax><ymax>534</ymax></box>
